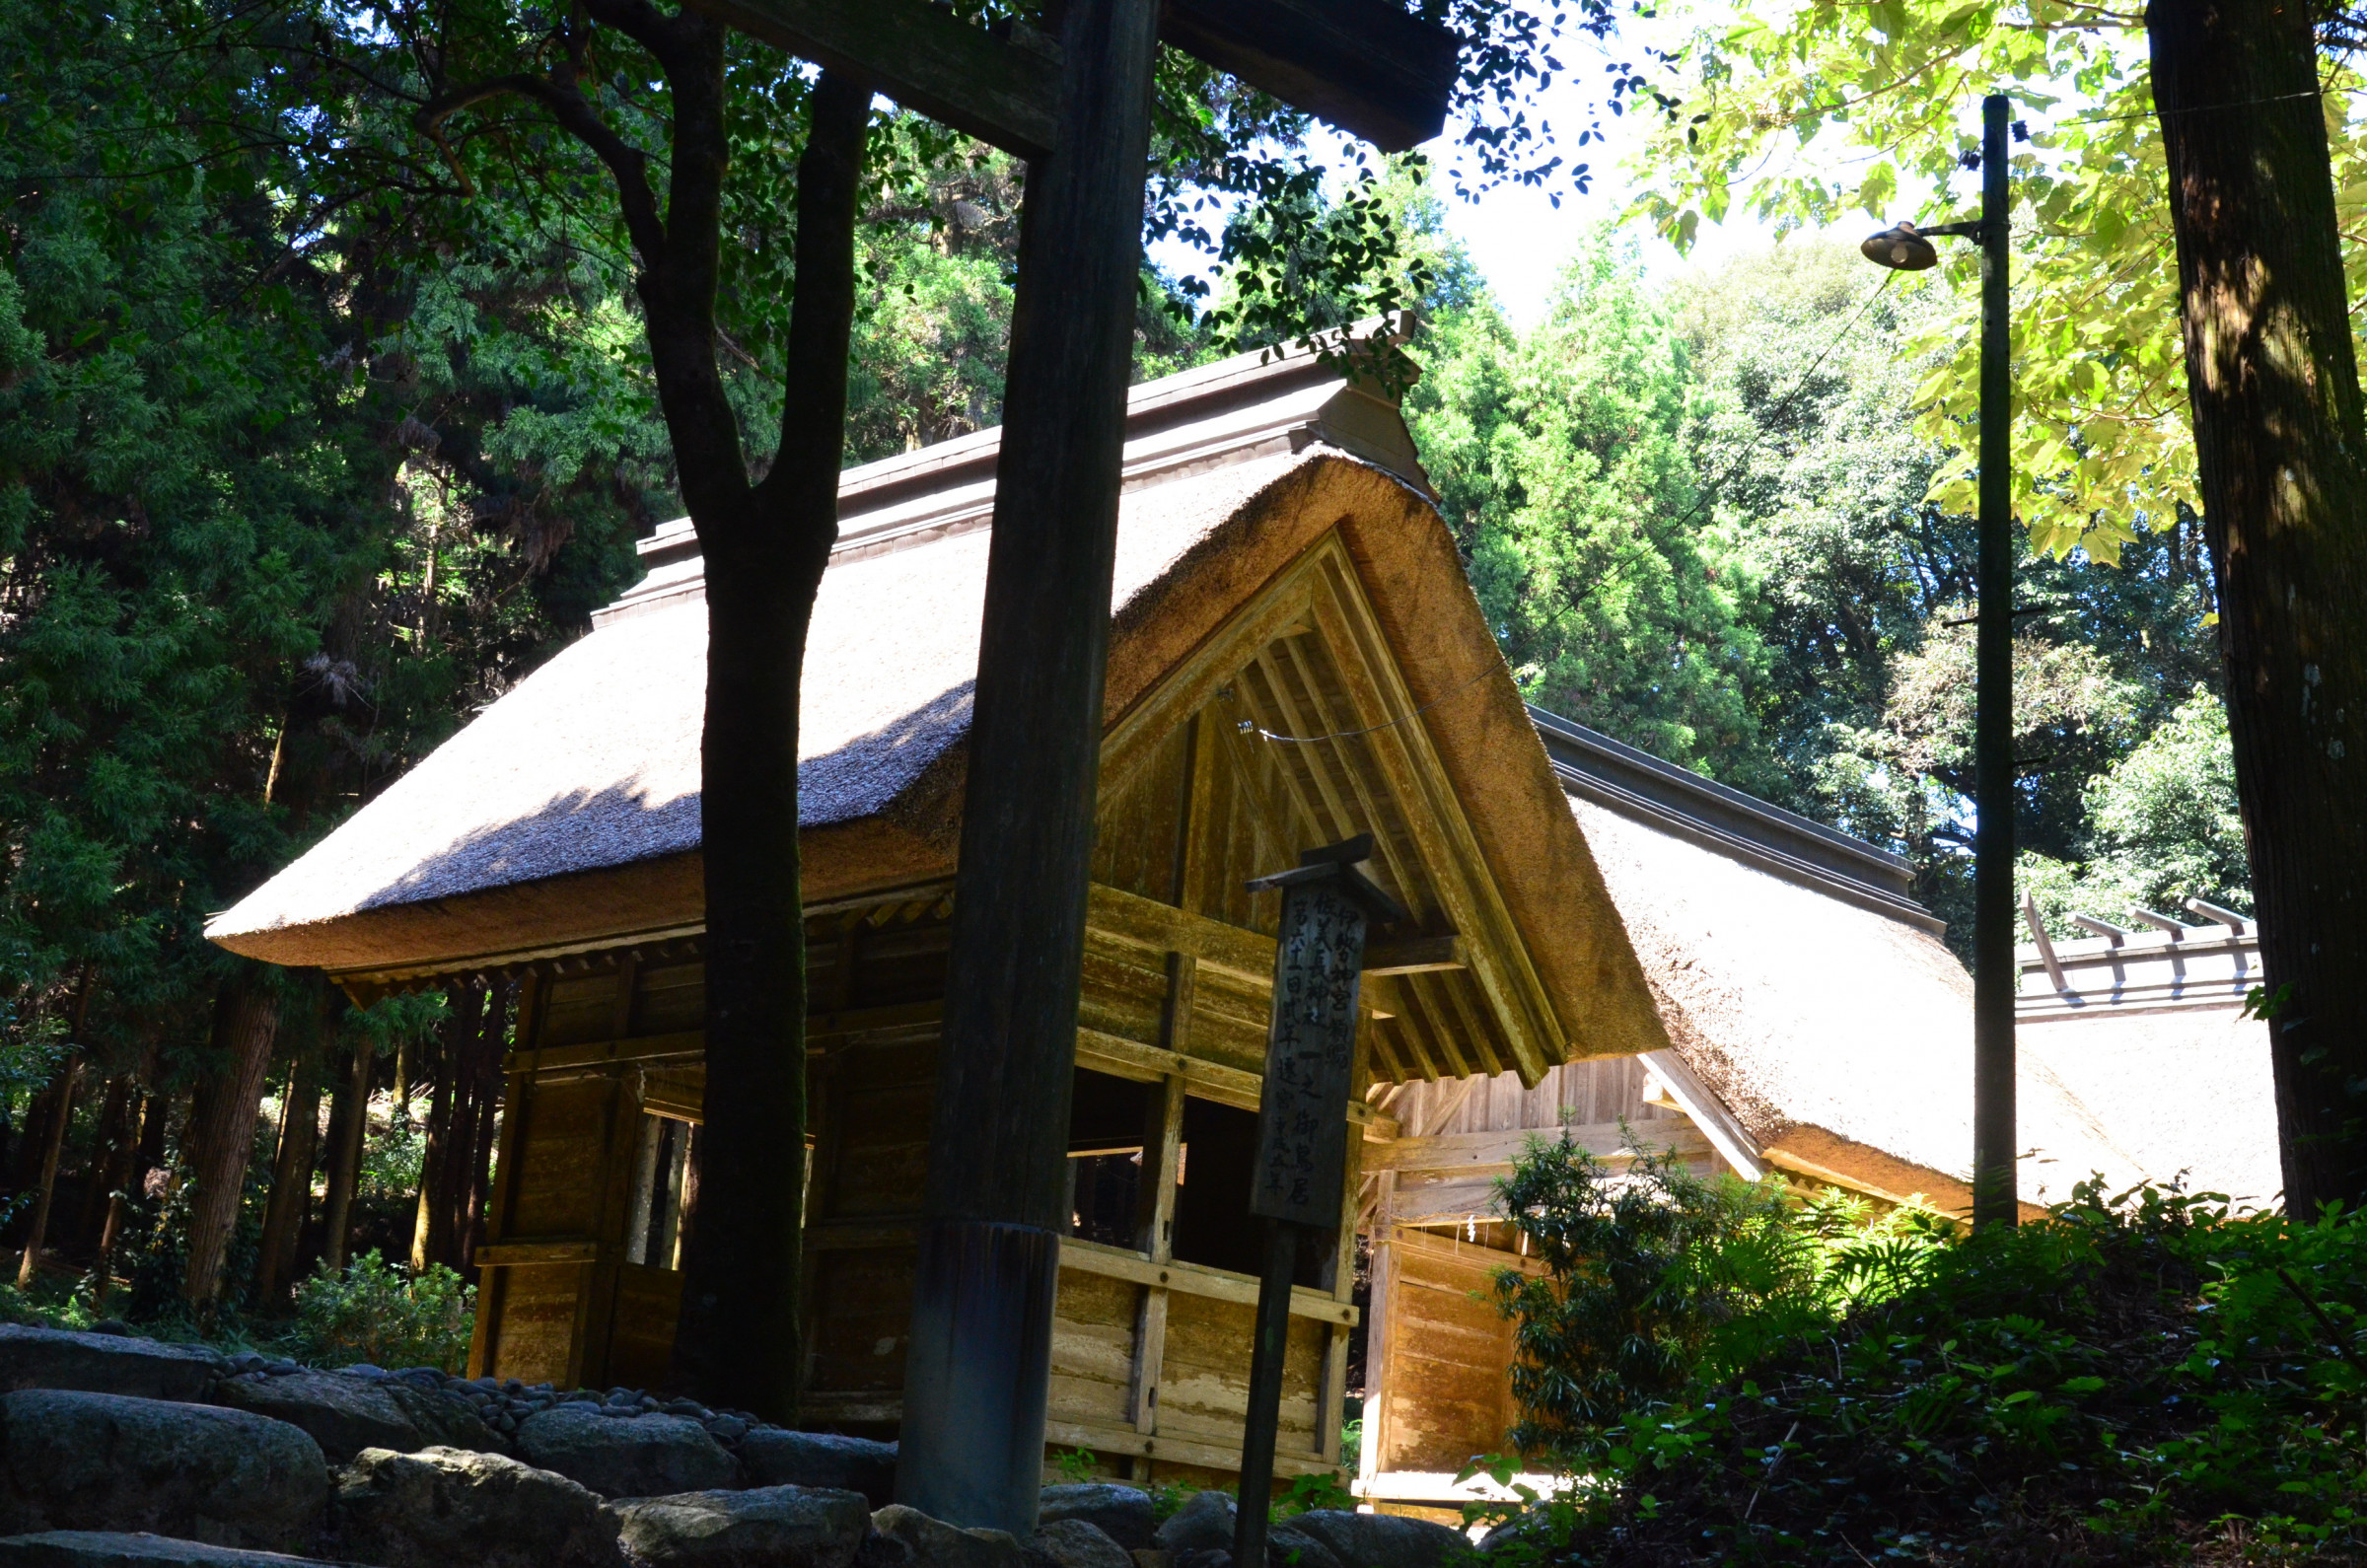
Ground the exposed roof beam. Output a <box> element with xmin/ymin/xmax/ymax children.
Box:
<box><xmin>2071</xmin><ymin>914</ymin><xmax>2131</xmax><ymax>944</ymax></box>
<box><xmin>1160</xmin><ymin>0</ymin><xmax>1460</xmax><ymax>152</ymax></box>
<box><xmin>2021</xmin><ymin>892</ymin><xmax>2068</xmax><ymax>992</ymax></box>
<box><xmin>1362</xmin><ymin>934</ymin><xmax>1467</xmax><ymax>975</ymax></box>
<box><xmin>2132</xmin><ymin>908</ymin><xmax>2193</xmax><ymax>937</ymax></box>
<box><xmin>2185</xmin><ymin>896</ymin><xmax>2249</xmax><ymax>933</ymax></box>
<box><xmin>681</xmin><ymin>0</ymin><xmax>1063</xmax><ymax>157</ymax></box>
<box><xmin>684</xmin><ymin>0</ymin><xmax>1460</xmax><ymax>161</ymax></box>
<box><xmin>1640</xmin><ymin>1048</ymin><xmax>1763</xmax><ymax>1181</ymax></box>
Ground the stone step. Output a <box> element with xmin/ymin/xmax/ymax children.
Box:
<box><xmin>0</xmin><ymin>1532</ymin><xmax>353</xmax><ymax>1568</ymax></box>
<box><xmin>0</xmin><ymin>1390</ymin><xmax>325</xmax><ymax>1553</ymax></box>
<box><xmin>0</xmin><ymin>1328</ymin><xmax>222</xmax><ymax>1403</ymax></box>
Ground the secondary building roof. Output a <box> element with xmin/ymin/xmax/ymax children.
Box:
<box><xmin>2017</xmin><ymin>907</ymin><xmax>2281</xmax><ymax>1207</ymax></box>
<box><xmin>1537</xmin><ymin>711</ymin><xmax>2148</xmax><ymax>1214</ymax></box>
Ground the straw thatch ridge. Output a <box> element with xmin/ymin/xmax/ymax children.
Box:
<box><xmin>1544</xmin><ymin>723</ymin><xmax>2145</xmax><ymax>1216</ymax></box>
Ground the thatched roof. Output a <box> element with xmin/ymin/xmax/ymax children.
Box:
<box><xmin>207</xmin><ymin>340</ymin><xmax>1672</xmax><ymax>1067</ymax></box>
<box><xmin>2018</xmin><ymin>922</ymin><xmax>2281</xmax><ymax>1207</ymax></box>
<box><xmin>1537</xmin><ymin>712</ymin><xmax>2144</xmax><ymax>1215</ymax></box>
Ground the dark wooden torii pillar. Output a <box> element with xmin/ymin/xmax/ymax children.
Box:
<box><xmin>681</xmin><ymin>0</ymin><xmax>1458</xmax><ymax>1534</ymax></box>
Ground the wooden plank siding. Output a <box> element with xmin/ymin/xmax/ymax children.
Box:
<box><xmin>1352</xmin><ymin>1054</ymin><xmax>1723</xmax><ymax>1512</ymax></box>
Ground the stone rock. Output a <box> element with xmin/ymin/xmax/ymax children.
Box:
<box><xmin>1281</xmin><ymin>1512</ymin><xmax>1466</xmax><ymax>1568</ymax></box>
<box><xmin>0</xmin><ymin>1390</ymin><xmax>325</xmax><ymax>1551</ymax></box>
<box><xmin>0</xmin><ymin>1327</ymin><xmax>222</xmax><ymax>1403</ymax></box>
<box><xmin>0</xmin><ymin>1532</ymin><xmax>348</xmax><ymax>1568</ymax></box>
<box><xmin>609</xmin><ymin>1486</ymin><xmax>870</xmax><ymax>1568</ymax></box>
<box><xmin>862</xmin><ymin>1505</ymin><xmax>1025</xmax><ymax>1568</ymax></box>
<box><xmin>391</xmin><ymin>1382</ymin><xmax>502</xmax><ymax>1448</ymax></box>
<box><xmin>1030</xmin><ymin>1520</ymin><xmax>1132</xmax><ymax>1568</ymax></box>
<box><xmin>1037</xmin><ymin>1487</ymin><xmax>1153</xmax><ymax>1552</ymax></box>
<box><xmin>1262</xmin><ymin>1526</ymin><xmax>1339</xmax><ymax>1568</ymax></box>
<box><xmin>331</xmin><ymin>1444</ymin><xmax>619</xmax><ymax>1568</ymax></box>
<box><xmin>738</xmin><ymin>1433</ymin><xmax>897</xmax><ymax>1507</ymax></box>
<box><xmin>1144</xmin><ymin>1498</ymin><xmax>1337</xmax><ymax>1568</ymax></box>
<box><xmin>1150</xmin><ymin>1494</ymin><xmax>1231</xmax><ymax>1557</ymax></box>
<box><xmin>1126</xmin><ymin>1552</ymin><xmax>1172</xmax><ymax>1568</ymax></box>
<box><xmin>517</xmin><ymin>1404</ymin><xmax>740</xmax><ymax>1499</ymax></box>
<box><xmin>1168</xmin><ymin>1551</ymin><xmax>1228</xmax><ymax>1568</ymax></box>
<box><xmin>209</xmin><ymin>1371</ymin><xmax>495</xmax><ymax>1462</ymax></box>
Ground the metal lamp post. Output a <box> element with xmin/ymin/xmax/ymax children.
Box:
<box><xmin>1862</xmin><ymin>92</ymin><xmax>2017</xmax><ymax>1230</ymax></box>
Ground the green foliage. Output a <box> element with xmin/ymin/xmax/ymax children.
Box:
<box><xmin>1053</xmin><ymin>1447</ymin><xmax>1098</xmax><ymax>1483</ymax></box>
<box><xmin>1276</xmin><ymin>1469</ymin><xmax>1356</xmax><ymax>1518</ymax></box>
<box><xmin>1626</xmin><ymin>0</ymin><xmax>2346</xmax><ymax>567</ymax></box>
<box><xmin>1489</xmin><ymin>1128</ymin><xmax>1949</xmax><ymax>1459</ymax></box>
<box><xmin>1410</xmin><ymin>235</ymin><xmax>1770</xmax><ymax>784</ymax></box>
<box><xmin>0</xmin><ymin>0</ymin><xmax>651</xmax><ymax>1114</ymax></box>
<box><xmin>289</xmin><ymin>1251</ymin><xmax>474</xmax><ymax>1374</ymax></box>
<box><xmin>1418</xmin><ymin>235</ymin><xmax>2241</xmax><ymax>951</ymax></box>
<box><xmin>2021</xmin><ymin>686</ymin><xmax>2252</xmax><ymax>934</ymax></box>
<box><xmin>1476</xmin><ymin>1183</ymin><xmax>2367</xmax><ymax>1564</ymax></box>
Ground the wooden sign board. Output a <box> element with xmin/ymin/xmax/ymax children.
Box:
<box><xmin>1246</xmin><ymin>839</ymin><xmax>1406</xmax><ymax>1227</ymax></box>
<box><xmin>1250</xmin><ymin>875</ymin><xmax>1372</xmax><ymax>1227</ymax></box>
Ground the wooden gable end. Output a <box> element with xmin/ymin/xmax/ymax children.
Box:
<box><xmin>1088</xmin><ymin>530</ymin><xmax>1565</xmax><ymax>1089</ymax></box>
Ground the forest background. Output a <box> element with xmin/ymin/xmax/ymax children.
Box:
<box><xmin>0</xmin><ymin>0</ymin><xmax>2243</xmax><ymax>1332</ymax></box>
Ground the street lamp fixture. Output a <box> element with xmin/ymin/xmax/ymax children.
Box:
<box><xmin>1863</xmin><ymin>93</ymin><xmax>2018</xmax><ymax>1232</ymax></box>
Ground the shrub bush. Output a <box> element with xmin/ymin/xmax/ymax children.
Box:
<box><xmin>1473</xmin><ymin>1158</ymin><xmax>2367</xmax><ymax>1565</ymax></box>
<box><xmin>289</xmin><ymin>1250</ymin><xmax>473</xmax><ymax>1372</ymax></box>
<box><xmin>1488</xmin><ymin>1128</ymin><xmax>1947</xmax><ymax>1455</ymax></box>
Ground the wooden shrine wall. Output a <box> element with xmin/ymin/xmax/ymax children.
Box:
<box><xmin>465</xmin><ymin>706</ymin><xmax>1375</xmax><ymax>1485</ymax></box>
<box><xmin>1352</xmin><ymin>1056</ymin><xmax>1717</xmax><ymax>1513</ymax></box>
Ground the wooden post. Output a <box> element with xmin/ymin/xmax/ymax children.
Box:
<box><xmin>897</xmin><ymin>0</ymin><xmax>1162</xmax><ymax>1536</ymax></box>
<box><xmin>1234</xmin><ymin>837</ymin><xmax>1403</xmax><ymax>1567</ymax></box>
<box><xmin>1969</xmin><ymin>92</ymin><xmax>2018</xmax><ymax>1230</ymax></box>
<box><xmin>1236</xmin><ymin>1216</ymin><xmax>1302</xmax><ymax>1566</ymax></box>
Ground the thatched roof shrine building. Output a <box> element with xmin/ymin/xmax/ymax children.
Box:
<box><xmin>211</xmin><ymin>341</ymin><xmax>1675</xmax><ymax>1489</ymax></box>
<box><xmin>211</xmin><ymin>339</ymin><xmax>2276</xmax><ymax>1507</ymax></box>
<box><xmin>1350</xmin><ymin>713</ymin><xmax>2278</xmax><ymax>1516</ymax></box>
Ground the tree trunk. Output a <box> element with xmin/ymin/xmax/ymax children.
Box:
<box><xmin>669</xmin><ymin>67</ymin><xmax>871</xmax><ymax>1420</ymax></box>
<box><xmin>93</xmin><ymin>1088</ymin><xmax>162</xmax><ymax>1309</ymax></box>
<box><xmin>316</xmin><ymin>1037</ymin><xmax>374</xmax><ymax>1274</ymax></box>
<box><xmin>414</xmin><ymin>985</ymin><xmax>482</xmax><ymax>1271</ymax></box>
<box><xmin>11</xmin><ymin>1076</ymin><xmax>65</xmax><ymax>1195</ymax></box>
<box><xmin>75</xmin><ymin>1077</ymin><xmax>135</xmax><ymax>1249</ymax></box>
<box><xmin>182</xmin><ymin>976</ymin><xmax>282</xmax><ymax>1305</ymax></box>
<box><xmin>2151</xmin><ymin>0</ymin><xmax>2367</xmax><ymax>1210</ymax></box>
<box><xmin>255</xmin><ymin>1044</ymin><xmax>323</xmax><ymax>1303</ymax></box>
<box><xmin>15</xmin><ymin>1053</ymin><xmax>82</xmax><ymax>1289</ymax></box>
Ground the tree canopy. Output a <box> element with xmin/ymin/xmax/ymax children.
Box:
<box><xmin>1627</xmin><ymin>0</ymin><xmax>2367</xmax><ymax>565</ymax></box>
<box><xmin>1400</xmin><ymin>214</ymin><xmax>2239</xmax><ymax>946</ymax></box>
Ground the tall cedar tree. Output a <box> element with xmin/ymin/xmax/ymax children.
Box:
<box><xmin>2150</xmin><ymin>0</ymin><xmax>2367</xmax><ymax>1210</ymax></box>
<box><xmin>422</xmin><ymin>16</ymin><xmax>872</xmax><ymax>1413</ymax></box>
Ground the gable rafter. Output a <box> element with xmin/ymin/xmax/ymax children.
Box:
<box><xmin>1096</xmin><ymin>530</ymin><xmax>1568</xmax><ymax>1086</ymax></box>
<box><xmin>1300</xmin><ymin>551</ymin><xmax>1567</xmax><ymax>1084</ymax></box>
